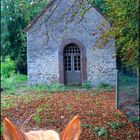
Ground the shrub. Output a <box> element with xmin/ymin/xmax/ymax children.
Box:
<box><xmin>1</xmin><ymin>56</ymin><xmax>15</xmax><ymax>78</ymax></box>
<box><xmin>82</xmin><ymin>81</ymin><xmax>92</xmax><ymax>90</ymax></box>
<box><xmin>105</xmin><ymin>84</ymin><xmax>111</xmax><ymax>91</ymax></box>
<box><xmin>97</xmin><ymin>82</ymin><xmax>111</xmax><ymax>92</ymax></box>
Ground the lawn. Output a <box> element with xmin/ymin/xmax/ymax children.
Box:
<box><xmin>1</xmin><ymin>90</ymin><xmax>139</xmax><ymax>140</ymax></box>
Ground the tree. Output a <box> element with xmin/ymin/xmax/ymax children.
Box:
<box><xmin>103</xmin><ymin>0</ymin><xmax>139</xmax><ymax>69</ymax></box>
<box><xmin>1</xmin><ymin>0</ymin><xmax>48</xmax><ymax>74</ymax></box>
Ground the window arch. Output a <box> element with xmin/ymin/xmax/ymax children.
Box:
<box><xmin>59</xmin><ymin>38</ymin><xmax>87</xmax><ymax>85</ymax></box>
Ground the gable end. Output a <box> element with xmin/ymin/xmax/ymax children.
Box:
<box><xmin>25</xmin><ymin>0</ymin><xmax>109</xmax><ymax>32</ymax></box>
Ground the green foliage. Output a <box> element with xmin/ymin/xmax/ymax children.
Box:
<box><xmin>25</xmin><ymin>84</ymin><xmax>49</xmax><ymax>91</ymax></box>
<box><xmin>1</xmin><ymin>0</ymin><xmax>48</xmax><ymax>74</ymax></box>
<box><xmin>49</xmin><ymin>83</ymin><xmax>64</xmax><ymax>92</ymax></box>
<box><xmin>93</xmin><ymin>127</ymin><xmax>108</xmax><ymax>137</ymax></box>
<box><xmin>1</xmin><ymin>74</ymin><xmax>27</xmax><ymax>94</ymax></box>
<box><xmin>26</xmin><ymin>83</ymin><xmax>65</xmax><ymax>92</ymax></box>
<box><xmin>114</xmin><ymin>113</ymin><xmax>121</xmax><ymax>118</ymax></box>
<box><xmin>1</xmin><ymin>56</ymin><xmax>15</xmax><ymax>78</ymax></box>
<box><xmin>1</xmin><ymin>98</ymin><xmax>13</xmax><ymax>109</ymax></box>
<box><xmin>32</xmin><ymin>115</ymin><xmax>41</xmax><ymax>124</ymax></box>
<box><xmin>82</xmin><ymin>81</ymin><xmax>92</xmax><ymax>90</ymax></box>
<box><xmin>90</xmin><ymin>0</ymin><xmax>108</xmax><ymax>14</ymax></box>
<box><xmin>0</xmin><ymin>127</ymin><xmax>3</xmax><ymax>134</ymax></box>
<box><xmin>128</xmin><ymin>116</ymin><xmax>139</xmax><ymax>123</ymax></box>
<box><xmin>105</xmin><ymin>0</ymin><xmax>139</xmax><ymax>68</ymax></box>
<box><xmin>24</xmin><ymin>83</ymin><xmax>65</xmax><ymax>92</ymax></box>
<box><xmin>91</xmin><ymin>0</ymin><xmax>139</xmax><ymax>68</ymax></box>
<box><xmin>97</xmin><ymin>82</ymin><xmax>111</xmax><ymax>92</ymax></box>
<box><xmin>108</xmin><ymin>121</ymin><xmax>121</xmax><ymax>130</ymax></box>
<box><xmin>2</xmin><ymin>75</ymin><xmax>92</xmax><ymax>94</ymax></box>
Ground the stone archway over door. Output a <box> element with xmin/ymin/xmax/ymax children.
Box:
<box><xmin>59</xmin><ymin>38</ymin><xmax>87</xmax><ymax>85</ymax></box>
<box><xmin>64</xmin><ymin>44</ymin><xmax>82</xmax><ymax>85</ymax></box>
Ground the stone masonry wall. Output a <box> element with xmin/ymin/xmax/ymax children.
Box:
<box><xmin>26</xmin><ymin>0</ymin><xmax>116</xmax><ymax>86</ymax></box>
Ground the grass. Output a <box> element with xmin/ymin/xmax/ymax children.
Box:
<box><xmin>1</xmin><ymin>74</ymin><xmax>65</xmax><ymax>94</ymax></box>
<box><xmin>1</xmin><ymin>74</ymin><xmax>95</xmax><ymax>94</ymax></box>
<box><xmin>1</xmin><ymin>97</ymin><xmax>15</xmax><ymax>109</ymax></box>
<box><xmin>24</xmin><ymin>84</ymin><xmax>50</xmax><ymax>91</ymax></box>
<box><xmin>1</xmin><ymin>74</ymin><xmax>27</xmax><ymax>94</ymax></box>
<box><xmin>2</xmin><ymin>73</ymin><xmax>117</xmax><ymax>95</ymax></box>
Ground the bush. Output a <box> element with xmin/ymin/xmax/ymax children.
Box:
<box><xmin>82</xmin><ymin>81</ymin><xmax>92</xmax><ymax>90</ymax></box>
<box><xmin>1</xmin><ymin>56</ymin><xmax>15</xmax><ymax>78</ymax></box>
<box><xmin>97</xmin><ymin>82</ymin><xmax>111</xmax><ymax>92</ymax></box>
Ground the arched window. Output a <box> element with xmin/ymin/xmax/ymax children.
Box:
<box><xmin>59</xmin><ymin>38</ymin><xmax>87</xmax><ymax>85</ymax></box>
<box><xmin>64</xmin><ymin>44</ymin><xmax>81</xmax><ymax>85</ymax></box>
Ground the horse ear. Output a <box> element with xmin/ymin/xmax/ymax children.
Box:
<box><xmin>3</xmin><ymin>118</ymin><xmax>25</xmax><ymax>140</ymax></box>
<box><xmin>60</xmin><ymin>115</ymin><xmax>81</xmax><ymax>140</ymax></box>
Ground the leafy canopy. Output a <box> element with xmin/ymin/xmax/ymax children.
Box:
<box><xmin>1</xmin><ymin>0</ymin><xmax>48</xmax><ymax>74</ymax></box>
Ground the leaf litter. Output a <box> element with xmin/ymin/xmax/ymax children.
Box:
<box><xmin>1</xmin><ymin>91</ymin><xmax>139</xmax><ymax>140</ymax></box>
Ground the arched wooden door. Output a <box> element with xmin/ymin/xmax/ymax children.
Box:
<box><xmin>64</xmin><ymin>43</ymin><xmax>82</xmax><ymax>86</ymax></box>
